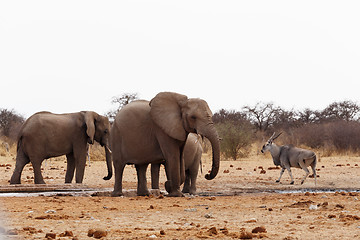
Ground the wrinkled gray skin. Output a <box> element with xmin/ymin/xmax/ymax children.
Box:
<box><xmin>151</xmin><ymin>133</ymin><xmax>203</xmax><ymax>195</ymax></box>
<box><xmin>261</xmin><ymin>133</ymin><xmax>317</xmax><ymax>185</ymax></box>
<box><xmin>110</xmin><ymin>92</ymin><xmax>220</xmax><ymax>197</ymax></box>
<box><xmin>10</xmin><ymin>111</ymin><xmax>112</xmax><ymax>184</ymax></box>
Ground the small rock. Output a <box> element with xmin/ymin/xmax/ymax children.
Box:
<box><xmin>252</xmin><ymin>226</ymin><xmax>267</xmax><ymax>233</ymax></box>
<box><xmin>260</xmin><ymin>169</ymin><xmax>266</xmax><ymax>174</ymax></box>
<box><xmin>184</xmin><ymin>208</ymin><xmax>197</xmax><ymax>212</ymax></box>
<box><xmin>45</xmin><ymin>210</ymin><xmax>56</xmax><ymax>214</ymax></box>
<box><xmin>160</xmin><ymin>230</ymin><xmax>165</xmax><ymax>235</ymax></box>
<box><xmin>149</xmin><ymin>234</ymin><xmax>157</xmax><ymax>238</ymax></box>
<box><xmin>309</xmin><ymin>204</ymin><xmax>318</xmax><ymax>210</ymax></box>
<box><xmin>322</xmin><ymin>202</ymin><xmax>329</xmax><ymax>207</ymax></box>
<box><xmin>239</xmin><ymin>230</ymin><xmax>253</xmax><ymax>239</ymax></box>
<box><xmin>93</xmin><ymin>229</ymin><xmax>107</xmax><ymax>239</ymax></box>
<box><xmin>45</xmin><ymin>233</ymin><xmax>56</xmax><ymax>239</ymax></box>
<box><xmin>223</xmin><ymin>169</ymin><xmax>230</xmax><ymax>173</ymax></box>
<box><xmin>245</xmin><ymin>218</ymin><xmax>257</xmax><ymax>223</ymax></box>
<box><xmin>204</xmin><ymin>213</ymin><xmax>213</xmax><ymax>218</ymax></box>
<box><xmin>208</xmin><ymin>227</ymin><xmax>218</xmax><ymax>235</ymax></box>
<box><xmin>336</xmin><ymin>204</ymin><xmax>345</xmax><ymax>209</ymax></box>
<box><xmin>328</xmin><ymin>214</ymin><xmax>336</xmax><ymax>219</ymax></box>
<box><xmin>88</xmin><ymin>229</ymin><xmax>96</xmax><ymax>237</ymax></box>
<box><xmin>220</xmin><ymin>227</ymin><xmax>229</xmax><ymax>235</ymax></box>
<box><xmin>59</xmin><ymin>230</ymin><xmax>73</xmax><ymax>237</ymax></box>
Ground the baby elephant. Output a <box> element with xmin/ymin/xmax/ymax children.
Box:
<box><xmin>10</xmin><ymin>111</ymin><xmax>112</xmax><ymax>185</ymax></box>
<box><xmin>151</xmin><ymin>133</ymin><xmax>203</xmax><ymax>195</ymax></box>
<box><xmin>261</xmin><ymin>132</ymin><xmax>317</xmax><ymax>185</ymax></box>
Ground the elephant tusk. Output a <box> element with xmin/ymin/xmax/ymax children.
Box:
<box><xmin>105</xmin><ymin>146</ymin><xmax>112</xmax><ymax>154</ymax></box>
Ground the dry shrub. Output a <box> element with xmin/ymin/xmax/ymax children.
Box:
<box><xmin>293</xmin><ymin>123</ymin><xmax>327</xmax><ymax>149</ymax></box>
<box><xmin>282</xmin><ymin>120</ymin><xmax>360</xmax><ymax>156</ymax></box>
<box><xmin>326</xmin><ymin>120</ymin><xmax>360</xmax><ymax>154</ymax></box>
<box><xmin>88</xmin><ymin>143</ymin><xmax>106</xmax><ymax>161</ymax></box>
<box><xmin>216</xmin><ymin>121</ymin><xmax>254</xmax><ymax>160</ymax></box>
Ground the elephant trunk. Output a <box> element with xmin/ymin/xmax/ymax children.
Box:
<box><xmin>201</xmin><ymin>124</ymin><xmax>220</xmax><ymax>180</ymax></box>
<box><xmin>103</xmin><ymin>145</ymin><xmax>112</xmax><ymax>180</ymax></box>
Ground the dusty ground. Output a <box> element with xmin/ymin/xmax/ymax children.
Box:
<box><xmin>1</xmin><ymin>149</ymin><xmax>360</xmax><ymax>239</ymax></box>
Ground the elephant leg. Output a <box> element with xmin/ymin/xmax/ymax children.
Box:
<box><xmin>165</xmin><ymin>154</ymin><xmax>184</xmax><ymax>197</ymax></box>
<box><xmin>182</xmin><ymin>170</ymin><xmax>191</xmax><ymax>193</ymax></box>
<box><xmin>31</xmin><ymin>158</ymin><xmax>46</xmax><ymax>184</ymax></box>
<box><xmin>65</xmin><ymin>153</ymin><xmax>75</xmax><ymax>183</ymax></box>
<box><xmin>157</xmin><ymin>137</ymin><xmax>184</xmax><ymax>197</ymax></box>
<box><xmin>10</xmin><ymin>150</ymin><xmax>30</xmax><ymax>184</ymax></box>
<box><xmin>112</xmin><ymin>161</ymin><xmax>126</xmax><ymax>197</ymax></box>
<box><xmin>189</xmin><ymin>164</ymin><xmax>200</xmax><ymax>195</ymax></box>
<box><xmin>136</xmin><ymin>164</ymin><xmax>150</xmax><ymax>196</ymax></box>
<box><xmin>151</xmin><ymin>163</ymin><xmax>161</xmax><ymax>189</ymax></box>
<box><xmin>72</xmin><ymin>148</ymin><xmax>87</xmax><ymax>184</ymax></box>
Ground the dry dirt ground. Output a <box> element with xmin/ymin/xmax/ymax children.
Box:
<box><xmin>1</xmin><ymin>149</ymin><xmax>360</xmax><ymax>239</ymax></box>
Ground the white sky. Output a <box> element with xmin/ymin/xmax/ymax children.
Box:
<box><xmin>1</xmin><ymin>1</ymin><xmax>360</xmax><ymax>118</ymax></box>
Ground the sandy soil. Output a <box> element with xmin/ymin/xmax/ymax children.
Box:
<box><xmin>1</xmin><ymin>150</ymin><xmax>360</xmax><ymax>239</ymax></box>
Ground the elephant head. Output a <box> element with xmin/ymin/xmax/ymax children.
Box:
<box><xmin>149</xmin><ymin>92</ymin><xmax>220</xmax><ymax>181</ymax></box>
<box><xmin>84</xmin><ymin>111</ymin><xmax>112</xmax><ymax>180</ymax></box>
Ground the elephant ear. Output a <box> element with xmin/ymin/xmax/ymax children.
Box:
<box><xmin>85</xmin><ymin>111</ymin><xmax>98</xmax><ymax>144</ymax></box>
<box><xmin>149</xmin><ymin>92</ymin><xmax>188</xmax><ymax>141</ymax></box>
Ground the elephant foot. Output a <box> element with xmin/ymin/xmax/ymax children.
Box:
<box><xmin>290</xmin><ymin>181</ymin><xmax>294</xmax><ymax>185</ymax></box>
<box><xmin>111</xmin><ymin>191</ymin><xmax>123</xmax><ymax>197</ymax></box>
<box><xmin>167</xmin><ymin>190</ymin><xmax>184</xmax><ymax>197</ymax></box>
<box><xmin>189</xmin><ymin>189</ymin><xmax>196</xmax><ymax>195</ymax></box>
<box><xmin>137</xmin><ymin>189</ymin><xmax>151</xmax><ymax>196</ymax></box>
<box><xmin>35</xmin><ymin>180</ymin><xmax>46</xmax><ymax>184</ymax></box>
<box><xmin>182</xmin><ymin>188</ymin><xmax>190</xmax><ymax>194</ymax></box>
<box><xmin>165</xmin><ymin>181</ymin><xmax>172</xmax><ymax>193</ymax></box>
<box><xmin>10</xmin><ymin>178</ymin><xmax>21</xmax><ymax>185</ymax></box>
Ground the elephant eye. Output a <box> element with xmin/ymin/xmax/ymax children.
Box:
<box><xmin>191</xmin><ymin>115</ymin><xmax>196</xmax><ymax>120</ymax></box>
<box><xmin>104</xmin><ymin>129</ymin><xmax>108</xmax><ymax>134</ymax></box>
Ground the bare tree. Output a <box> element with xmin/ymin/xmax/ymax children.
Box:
<box><xmin>106</xmin><ymin>93</ymin><xmax>139</xmax><ymax>122</ymax></box>
<box><xmin>0</xmin><ymin>108</ymin><xmax>25</xmax><ymax>140</ymax></box>
<box><xmin>321</xmin><ymin>100</ymin><xmax>360</xmax><ymax>122</ymax></box>
<box><xmin>243</xmin><ymin>102</ymin><xmax>280</xmax><ymax>132</ymax></box>
<box><xmin>298</xmin><ymin>108</ymin><xmax>321</xmax><ymax>124</ymax></box>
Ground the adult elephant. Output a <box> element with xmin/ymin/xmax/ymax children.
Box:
<box><xmin>151</xmin><ymin>133</ymin><xmax>203</xmax><ymax>195</ymax></box>
<box><xmin>110</xmin><ymin>92</ymin><xmax>220</xmax><ymax>197</ymax></box>
<box><xmin>10</xmin><ymin>111</ymin><xmax>112</xmax><ymax>184</ymax></box>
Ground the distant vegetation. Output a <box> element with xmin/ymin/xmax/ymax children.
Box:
<box><xmin>215</xmin><ymin>100</ymin><xmax>360</xmax><ymax>159</ymax></box>
<box><xmin>0</xmin><ymin>108</ymin><xmax>25</xmax><ymax>143</ymax></box>
<box><xmin>2</xmin><ymin>96</ymin><xmax>360</xmax><ymax>159</ymax></box>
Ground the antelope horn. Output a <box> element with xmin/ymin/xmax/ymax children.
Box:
<box><xmin>273</xmin><ymin>132</ymin><xmax>283</xmax><ymax>141</ymax></box>
<box><xmin>268</xmin><ymin>132</ymin><xmax>276</xmax><ymax>142</ymax></box>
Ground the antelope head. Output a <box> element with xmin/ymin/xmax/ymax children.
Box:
<box><xmin>261</xmin><ymin>132</ymin><xmax>282</xmax><ymax>153</ymax></box>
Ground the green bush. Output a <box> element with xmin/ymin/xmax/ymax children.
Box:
<box><xmin>216</xmin><ymin>121</ymin><xmax>254</xmax><ymax>160</ymax></box>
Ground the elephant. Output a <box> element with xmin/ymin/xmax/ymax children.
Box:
<box><xmin>110</xmin><ymin>92</ymin><xmax>220</xmax><ymax>197</ymax></box>
<box><xmin>151</xmin><ymin>133</ymin><xmax>203</xmax><ymax>195</ymax></box>
<box><xmin>10</xmin><ymin>111</ymin><xmax>112</xmax><ymax>184</ymax></box>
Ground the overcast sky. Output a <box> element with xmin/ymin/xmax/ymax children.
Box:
<box><xmin>1</xmin><ymin>1</ymin><xmax>360</xmax><ymax>118</ymax></box>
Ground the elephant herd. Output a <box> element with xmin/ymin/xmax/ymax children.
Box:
<box><xmin>9</xmin><ymin>92</ymin><xmax>221</xmax><ymax>197</ymax></box>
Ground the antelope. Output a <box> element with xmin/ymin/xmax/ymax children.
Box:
<box><xmin>261</xmin><ymin>132</ymin><xmax>317</xmax><ymax>185</ymax></box>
